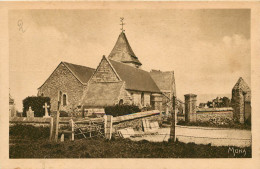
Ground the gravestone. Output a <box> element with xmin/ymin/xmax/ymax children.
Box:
<box><xmin>43</xmin><ymin>102</ymin><xmax>50</xmax><ymax>118</ymax></box>
<box><xmin>26</xmin><ymin>106</ymin><xmax>34</xmax><ymax>118</ymax></box>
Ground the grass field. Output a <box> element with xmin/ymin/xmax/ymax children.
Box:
<box><xmin>9</xmin><ymin>124</ymin><xmax>251</xmax><ymax>158</ymax></box>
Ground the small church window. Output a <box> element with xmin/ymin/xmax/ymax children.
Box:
<box><xmin>41</xmin><ymin>93</ymin><xmax>44</xmax><ymax>97</ymax></box>
<box><xmin>63</xmin><ymin>94</ymin><xmax>67</xmax><ymax>106</ymax></box>
<box><xmin>119</xmin><ymin>99</ymin><xmax>124</xmax><ymax>105</ymax></box>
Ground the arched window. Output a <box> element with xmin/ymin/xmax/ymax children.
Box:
<box><xmin>119</xmin><ymin>99</ymin><xmax>124</xmax><ymax>105</ymax></box>
<box><xmin>63</xmin><ymin>94</ymin><xmax>67</xmax><ymax>106</ymax></box>
<box><xmin>141</xmin><ymin>92</ymin><xmax>144</xmax><ymax>106</ymax></box>
<box><xmin>41</xmin><ymin>93</ymin><xmax>44</xmax><ymax>97</ymax></box>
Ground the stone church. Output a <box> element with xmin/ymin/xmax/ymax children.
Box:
<box><xmin>38</xmin><ymin>30</ymin><xmax>176</xmax><ymax>115</ymax></box>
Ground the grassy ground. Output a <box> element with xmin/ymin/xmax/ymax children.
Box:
<box><xmin>9</xmin><ymin>124</ymin><xmax>251</xmax><ymax>158</ymax></box>
<box><xmin>9</xmin><ymin>137</ymin><xmax>251</xmax><ymax>158</ymax></box>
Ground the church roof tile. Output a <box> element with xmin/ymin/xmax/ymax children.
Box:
<box><xmin>63</xmin><ymin>62</ymin><xmax>95</xmax><ymax>84</ymax></box>
<box><xmin>150</xmin><ymin>70</ymin><xmax>175</xmax><ymax>93</ymax></box>
<box><xmin>109</xmin><ymin>59</ymin><xmax>161</xmax><ymax>93</ymax></box>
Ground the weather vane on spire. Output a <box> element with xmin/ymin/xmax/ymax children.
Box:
<box><xmin>120</xmin><ymin>17</ymin><xmax>125</xmax><ymax>32</ymax></box>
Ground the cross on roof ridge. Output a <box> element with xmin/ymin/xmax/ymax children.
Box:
<box><xmin>120</xmin><ymin>17</ymin><xmax>125</xmax><ymax>32</ymax></box>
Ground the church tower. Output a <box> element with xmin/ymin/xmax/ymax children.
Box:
<box><xmin>108</xmin><ymin>18</ymin><xmax>142</xmax><ymax>68</ymax></box>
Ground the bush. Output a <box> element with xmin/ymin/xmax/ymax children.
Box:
<box><xmin>105</xmin><ymin>104</ymin><xmax>140</xmax><ymax>117</ymax></box>
<box><xmin>23</xmin><ymin>96</ymin><xmax>51</xmax><ymax>117</ymax></box>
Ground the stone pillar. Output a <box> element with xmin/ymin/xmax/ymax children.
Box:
<box><xmin>231</xmin><ymin>89</ymin><xmax>246</xmax><ymax>124</ymax></box>
<box><xmin>184</xmin><ymin>94</ymin><xmax>197</xmax><ymax>122</ymax></box>
<box><xmin>151</xmin><ymin>93</ymin><xmax>163</xmax><ymax>111</ymax></box>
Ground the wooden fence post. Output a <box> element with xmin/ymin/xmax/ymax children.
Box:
<box><xmin>49</xmin><ymin>117</ymin><xmax>54</xmax><ymax>141</ymax></box>
<box><xmin>55</xmin><ymin>109</ymin><xmax>60</xmax><ymax>142</ymax></box>
<box><xmin>69</xmin><ymin>119</ymin><xmax>74</xmax><ymax>141</ymax></box>
<box><xmin>170</xmin><ymin>96</ymin><xmax>176</xmax><ymax>142</ymax></box>
<box><xmin>104</xmin><ymin>115</ymin><xmax>113</xmax><ymax>140</ymax></box>
<box><xmin>50</xmin><ymin>101</ymin><xmax>61</xmax><ymax>142</ymax></box>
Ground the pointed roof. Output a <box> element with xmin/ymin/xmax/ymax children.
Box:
<box><xmin>109</xmin><ymin>59</ymin><xmax>161</xmax><ymax>93</ymax></box>
<box><xmin>63</xmin><ymin>62</ymin><xmax>95</xmax><ymax>84</ymax></box>
<box><xmin>108</xmin><ymin>32</ymin><xmax>142</xmax><ymax>66</ymax></box>
<box><xmin>38</xmin><ymin>62</ymin><xmax>95</xmax><ymax>89</ymax></box>
<box><xmin>232</xmin><ymin>77</ymin><xmax>250</xmax><ymax>92</ymax></box>
<box><xmin>150</xmin><ymin>70</ymin><xmax>176</xmax><ymax>94</ymax></box>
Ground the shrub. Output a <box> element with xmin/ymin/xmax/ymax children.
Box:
<box><xmin>23</xmin><ymin>96</ymin><xmax>51</xmax><ymax>117</ymax></box>
<box><xmin>105</xmin><ymin>104</ymin><xmax>140</xmax><ymax>117</ymax></box>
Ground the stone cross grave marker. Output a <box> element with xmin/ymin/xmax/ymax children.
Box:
<box><xmin>26</xmin><ymin>106</ymin><xmax>34</xmax><ymax>118</ymax></box>
<box><xmin>43</xmin><ymin>102</ymin><xmax>50</xmax><ymax>118</ymax></box>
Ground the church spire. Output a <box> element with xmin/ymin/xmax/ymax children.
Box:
<box><xmin>108</xmin><ymin>18</ymin><xmax>142</xmax><ymax>68</ymax></box>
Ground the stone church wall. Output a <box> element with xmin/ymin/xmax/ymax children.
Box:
<box><xmin>91</xmin><ymin>58</ymin><xmax>120</xmax><ymax>82</ymax></box>
<box><xmin>144</xmin><ymin>93</ymin><xmax>151</xmax><ymax>106</ymax></box>
<box><xmin>129</xmin><ymin>91</ymin><xmax>151</xmax><ymax>107</ymax></box>
<box><xmin>117</xmin><ymin>84</ymin><xmax>133</xmax><ymax>105</ymax></box>
<box><xmin>38</xmin><ymin>63</ymin><xmax>84</xmax><ymax>112</ymax></box>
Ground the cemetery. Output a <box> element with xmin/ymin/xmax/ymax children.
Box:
<box><xmin>9</xmin><ymin>76</ymin><xmax>252</xmax><ymax>158</ymax></box>
<box><xmin>9</xmin><ymin>92</ymin><xmax>252</xmax><ymax>158</ymax></box>
<box><xmin>8</xmin><ymin>16</ymin><xmax>252</xmax><ymax>158</ymax></box>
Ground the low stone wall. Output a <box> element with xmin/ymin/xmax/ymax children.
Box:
<box><xmin>58</xmin><ymin>117</ymin><xmax>104</xmax><ymax>129</ymax></box>
<box><xmin>10</xmin><ymin>111</ymin><xmax>161</xmax><ymax>138</ymax></box>
<box><xmin>112</xmin><ymin>110</ymin><xmax>161</xmax><ymax>132</ymax></box>
<box><xmin>10</xmin><ymin>116</ymin><xmax>100</xmax><ymax>127</ymax></box>
<box><xmin>196</xmin><ymin>107</ymin><xmax>233</xmax><ymax>125</ymax></box>
<box><xmin>9</xmin><ymin>117</ymin><xmax>51</xmax><ymax>127</ymax></box>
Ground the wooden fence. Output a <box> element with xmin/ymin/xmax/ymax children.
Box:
<box><xmin>9</xmin><ymin>110</ymin><xmax>161</xmax><ymax>142</ymax></box>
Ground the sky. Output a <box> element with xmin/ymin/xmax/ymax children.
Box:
<box><xmin>9</xmin><ymin>9</ymin><xmax>250</xmax><ymax>111</ymax></box>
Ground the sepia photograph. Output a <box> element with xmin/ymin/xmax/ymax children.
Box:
<box><xmin>1</xmin><ymin>1</ymin><xmax>260</xmax><ymax>169</ymax></box>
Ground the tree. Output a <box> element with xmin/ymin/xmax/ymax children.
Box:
<box><xmin>23</xmin><ymin>96</ymin><xmax>51</xmax><ymax>117</ymax></box>
<box><xmin>221</xmin><ymin>97</ymin><xmax>231</xmax><ymax>107</ymax></box>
